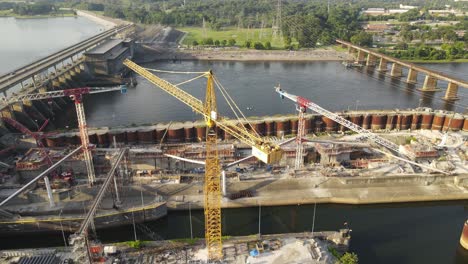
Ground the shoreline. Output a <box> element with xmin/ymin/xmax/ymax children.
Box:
<box><xmin>75</xmin><ymin>10</ymin><xmax>122</xmax><ymax>29</ymax></box>
<box><xmin>174</xmin><ymin>48</ymin><xmax>354</xmax><ymax>62</ymax></box>
<box><xmin>146</xmin><ymin>47</ymin><xmax>468</xmax><ymax>64</ymax></box>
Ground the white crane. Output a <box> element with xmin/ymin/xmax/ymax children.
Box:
<box><xmin>275</xmin><ymin>86</ymin><xmax>449</xmax><ymax>175</ymax></box>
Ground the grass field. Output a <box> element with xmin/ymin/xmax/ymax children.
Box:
<box><xmin>177</xmin><ymin>26</ymin><xmax>286</xmax><ymax>48</ymax></box>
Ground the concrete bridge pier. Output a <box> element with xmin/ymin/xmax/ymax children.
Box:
<box><xmin>58</xmin><ymin>75</ymin><xmax>68</xmax><ymax>86</ymax></box>
<box><xmin>419</xmin><ymin>75</ymin><xmax>440</xmax><ymax>92</ymax></box>
<box><xmin>10</xmin><ymin>102</ymin><xmax>38</xmax><ymax>130</ymax></box>
<box><xmin>377</xmin><ymin>58</ymin><xmax>388</xmax><ymax>72</ymax></box>
<box><xmin>47</xmin><ymin>81</ymin><xmax>67</xmax><ymax>107</ymax></box>
<box><xmin>444</xmin><ymin>82</ymin><xmax>459</xmax><ymax>101</ymax></box>
<box><xmin>34</xmin><ymin>100</ymin><xmax>55</xmax><ymax>119</ymax></box>
<box><xmin>356</xmin><ymin>50</ymin><xmax>366</xmax><ymax>63</ymax></box>
<box><xmin>22</xmin><ymin>100</ymin><xmax>47</xmax><ymax>124</ymax></box>
<box><xmin>64</xmin><ymin>72</ymin><xmax>73</xmax><ymax>81</ymax></box>
<box><xmin>406</xmin><ymin>68</ymin><xmax>418</xmax><ymax>84</ymax></box>
<box><xmin>74</xmin><ymin>65</ymin><xmax>82</xmax><ymax>75</ymax></box>
<box><xmin>1</xmin><ymin>106</ymin><xmax>15</xmax><ymax>119</ymax></box>
<box><xmin>366</xmin><ymin>54</ymin><xmax>377</xmax><ymax>66</ymax></box>
<box><xmin>33</xmin><ymin>88</ymin><xmax>56</xmax><ymax>118</ymax></box>
<box><xmin>390</xmin><ymin>63</ymin><xmax>403</xmax><ymax>78</ymax></box>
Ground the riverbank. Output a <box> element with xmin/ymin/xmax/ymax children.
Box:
<box><xmin>75</xmin><ymin>10</ymin><xmax>122</xmax><ymax>29</ymax></box>
<box><xmin>175</xmin><ymin>48</ymin><xmax>354</xmax><ymax>61</ymax></box>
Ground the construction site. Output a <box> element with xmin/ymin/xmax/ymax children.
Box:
<box><xmin>0</xmin><ymin>11</ymin><xmax>467</xmax><ymax>264</ymax></box>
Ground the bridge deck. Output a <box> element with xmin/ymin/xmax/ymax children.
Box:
<box><xmin>0</xmin><ymin>24</ymin><xmax>132</xmax><ymax>93</ymax></box>
<box><xmin>336</xmin><ymin>39</ymin><xmax>468</xmax><ymax>88</ymax></box>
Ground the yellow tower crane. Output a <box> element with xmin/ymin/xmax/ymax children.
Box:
<box><xmin>123</xmin><ymin>59</ymin><xmax>282</xmax><ymax>260</ymax></box>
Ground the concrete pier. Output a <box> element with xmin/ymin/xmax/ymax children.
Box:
<box><xmin>406</xmin><ymin>68</ymin><xmax>418</xmax><ymax>84</ymax></box>
<box><xmin>337</xmin><ymin>39</ymin><xmax>468</xmax><ymax>100</ymax></box>
<box><xmin>390</xmin><ymin>63</ymin><xmax>402</xmax><ymax>78</ymax></box>
<box><xmin>377</xmin><ymin>58</ymin><xmax>387</xmax><ymax>72</ymax></box>
<box><xmin>366</xmin><ymin>54</ymin><xmax>376</xmax><ymax>66</ymax></box>
<box><xmin>420</xmin><ymin>75</ymin><xmax>440</xmax><ymax>92</ymax></box>
<box><xmin>444</xmin><ymin>82</ymin><xmax>459</xmax><ymax>101</ymax></box>
<box><xmin>356</xmin><ymin>50</ymin><xmax>366</xmax><ymax>63</ymax></box>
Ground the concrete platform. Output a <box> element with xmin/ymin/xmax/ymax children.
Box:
<box><xmin>157</xmin><ymin>175</ymin><xmax>468</xmax><ymax>210</ymax></box>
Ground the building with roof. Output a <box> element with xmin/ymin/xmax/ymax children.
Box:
<box><xmin>84</xmin><ymin>38</ymin><xmax>134</xmax><ymax>77</ymax></box>
<box><xmin>364</xmin><ymin>23</ymin><xmax>391</xmax><ymax>33</ymax></box>
<box><xmin>400</xmin><ymin>4</ymin><xmax>418</xmax><ymax>9</ymax></box>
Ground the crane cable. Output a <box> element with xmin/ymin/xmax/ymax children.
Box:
<box><xmin>144</xmin><ymin>67</ymin><xmax>207</xmax><ymax>74</ymax></box>
<box><xmin>141</xmin><ymin>67</ymin><xmax>262</xmax><ymax>140</ymax></box>
<box><xmin>213</xmin><ymin>76</ymin><xmax>262</xmax><ymax>140</ymax></box>
<box><xmin>175</xmin><ymin>72</ymin><xmax>209</xmax><ymax>87</ymax></box>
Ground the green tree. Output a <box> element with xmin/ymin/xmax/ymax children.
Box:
<box><xmin>318</xmin><ymin>32</ymin><xmax>333</xmax><ymax>46</ymax></box>
<box><xmin>245</xmin><ymin>40</ymin><xmax>252</xmax><ymax>48</ymax></box>
<box><xmin>414</xmin><ymin>45</ymin><xmax>433</xmax><ymax>59</ymax></box>
<box><xmin>202</xmin><ymin>38</ymin><xmax>214</xmax><ymax>45</ymax></box>
<box><xmin>400</xmin><ymin>29</ymin><xmax>414</xmax><ymax>42</ymax></box>
<box><xmin>350</xmin><ymin>32</ymin><xmax>373</xmax><ymax>47</ymax></box>
<box><xmin>264</xmin><ymin>41</ymin><xmax>272</xmax><ymax>50</ymax></box>
<box><xmin>340</xmin><ymin>252</ymin><xmax>358</xmax><ymax>264</ymax></box>
<box><xmin>284</xmin><ymin>36</ymin><xmax>292</xmax><ymax>49</ymax></box>
<box><xmin>192</xmin><ymin>40</ymin><xmax>199</xmax><ymax>46</ymax></box>
<box><xmin>399</xmin><ymin>9</ymin><xmax>420</xmax><ymax>22</ymax></box>
<box><xmin>429</xmin><ymin>49</ymin><xmax>447</xmax><ymax>60</ymax></box>
<box><xmin>253</xmin><ymin>42</ymin><xmax>264</xmax><ymax>49</ymax></box>
<box><xmin>214</xmin><ymin>40</ymin><xmax>220</xmax><ymax>46</ymax></box>
<box><xmin>228</xmin><ymin>38</ymin><xmax>236</xmax><ymax>46</ymax></box>
<box><xmin>221</xmin><ymin>39</ymin><xmax>227</xmax><ymax>46</ymax></box>
<box><xmin>394</xmin><ymin>42</ymin><xmax>408</xmax><ymax>50</ymax></box>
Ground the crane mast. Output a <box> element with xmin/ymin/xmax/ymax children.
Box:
<box><xmin>73</xmin><ymin>93</ymin><xmax>95</xmax><ymax>185</ymax></box>
<box><xmin>203</xmin><ymin>72</ymin><xmax>222</xmax><ymax>259</ymax></box>
<box><xmin>123</xmin><ymin>59</ymin><xmax>282</xmax><ymax>261</ymax></box>
<box><xmin>6</xmin><ymin>86</ymin><xmax>124</xmax><ymax>185</ymax></box>
<box><xmin>295</xmin><ymin>105</ymin><xmax>306</xmax><ymax>169</ymax></box>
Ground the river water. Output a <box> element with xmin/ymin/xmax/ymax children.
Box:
<box><xmin>0</xmin><ymin>18</ymin><xmax>468</xmax><ymax>264</ymax></box>
<box><xmin>0</xmin><ymin>16</ymin><xmax>105</xmax><ymax>74</ymax></box>
<box><xmin>78</xmin><ymin>61</ymin><xmax>468</xmax><ymax>128</ymax></box>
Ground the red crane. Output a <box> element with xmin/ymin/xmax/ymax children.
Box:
<box><xmin>2</xmin><ymin>117</ymin><xmax>59</xmax><ymax>206</ymax></box>
<box><xmin>6</xmin><ymin>86</ymin><xmax>126</xmax><ymax>185</ymax></box>
<box><xmin>2</xmin><ymin>117</ymin><xmax>55</xmax><ymax>165</ymax></box>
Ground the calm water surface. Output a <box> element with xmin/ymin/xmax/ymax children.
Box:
<box><xmin>0</xmin><ymin>16</ymin><xmax>105</xmax><ymax>74</ymax></box>
<box><xmin>80</xmin><ymin>61</ymin><xmax>468</xmax><ymax>128</ymax></box>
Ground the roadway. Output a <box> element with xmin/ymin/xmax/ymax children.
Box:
<box><xmin>0</xmin><ymin>23</ymin><xmax>133</xmax><ymax>93</ymax></box>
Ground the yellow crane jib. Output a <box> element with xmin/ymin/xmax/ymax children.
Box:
<box><xmin>122</xmin><ymin>59</ymin><xmax>282</xmax><ymax>164</ymax></box>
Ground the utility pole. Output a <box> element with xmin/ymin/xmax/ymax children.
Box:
<box><xmin>202</xmin><ymin>17</ymin><xmax>207</xmax><ymax>39</ymax></box>
<box><xmin>272</xmin><ymin>0</ymin><xmax>282</xmax><ymax>41</ymax></box>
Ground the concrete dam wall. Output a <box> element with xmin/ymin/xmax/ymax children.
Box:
<box><xmin>41</xmin><ymin>108</ymin><xmax>467</xmax><ymax>147</ymax></box>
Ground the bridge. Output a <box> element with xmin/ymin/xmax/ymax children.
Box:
<box><xmin>0</xmin><ymin>23</ymin><xmax>133</xmax><ymax>96</ymax></box>
<box><xmin>336</xmin><ymin>39</ymin><xmax>468</xmax><ymax>101</ymax></box>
